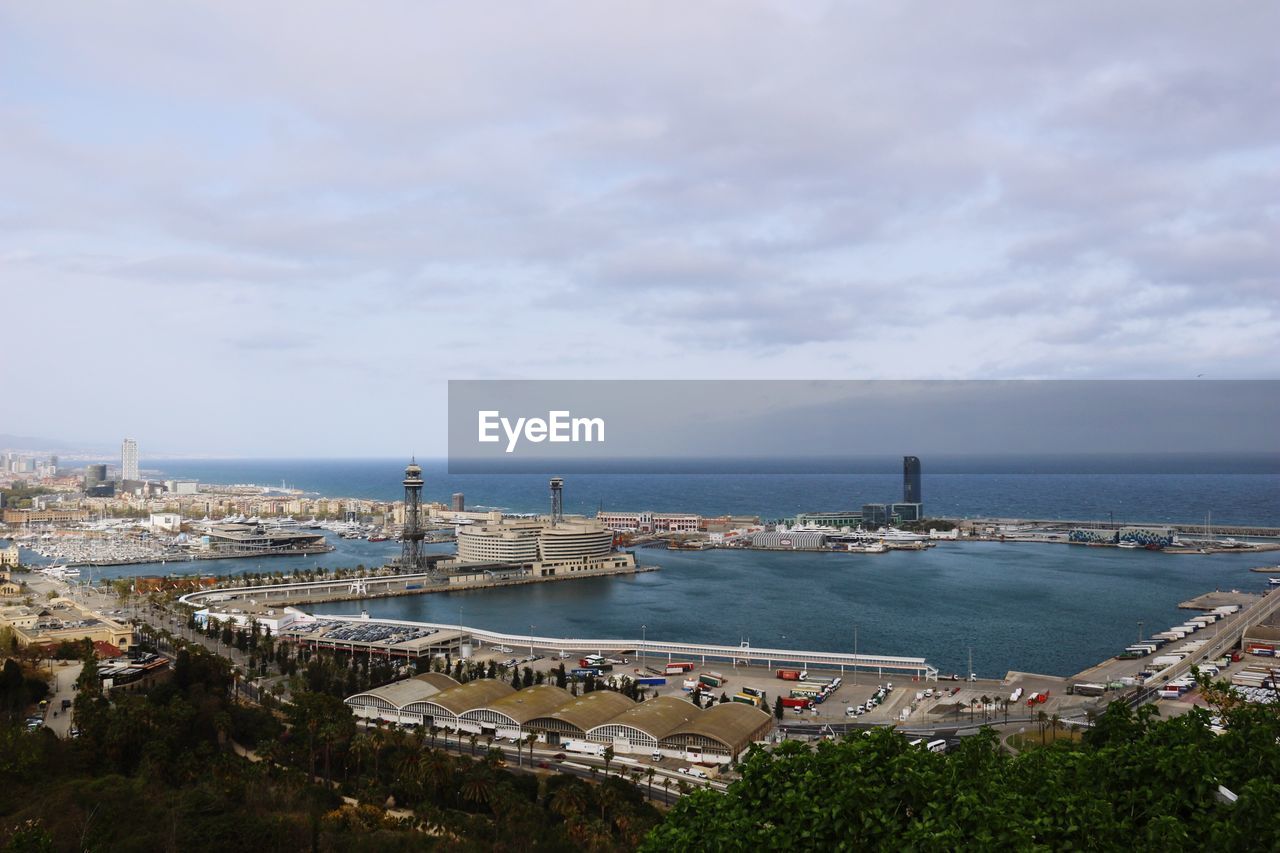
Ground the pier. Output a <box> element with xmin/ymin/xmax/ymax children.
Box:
<box><xmin>298</xmin><ymin>613</ymin><xmax>939</xmax><ymax>681</ymax></box>
<box><xmin>177</xmin><ymin>561</ymin><xmax>655</xmax><ymax>607</ymax></box>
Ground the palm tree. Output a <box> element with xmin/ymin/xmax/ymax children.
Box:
<box><xmin>468</xmin><ymin>733</ymin><xmax>478</xmax><ymax>756</ymax></box>
<box><xmin>418</xmin><ymin>748</ymin><xmax>453</xmax><ymax>797</ymax></box>
<box><xmin>646</xmin><ymin>767</ymin><xmax>656</xmax><ymax>801</ymax></box>
<box><xmin>1050</xmin><ymin>712</ymin><xmax>1062</xmax><ymax>743</ymax></box>
<box><xmin>524</xmin><ymin>733</ymin><xmax>537</xmax><ymax>768</ymax></box>
<box><xmin>350</xmin><ymin>731</ymin><xmax>377</xmax><ymax>780</ymax></box>
<box><xmin>459</xmin><ymin>765</ymin><xmax>495</xmax><ymax>810</ymax></box>
<box><xmin>1037</xmin><ymin>710</ymin><xmax>1049</xmax><ymax>745</ymax></box>
<box><xmin>980</xmin><ymin>695</ymin><xmax>990</xmax><ymax>721</ymax></box>
<box><xmin>602</xmin><ymin>745</ymin><xmax>615</xmax><ymax>776</ymax></box>
<box><xmin>550</xmin><ymin>780</ymin><xmax>590</xmax><ymax>819</ymax></box>
<box><xmin>969</xmin><ymin>697</ymin><xmax>979</xmax><ymax>722</ymax></box>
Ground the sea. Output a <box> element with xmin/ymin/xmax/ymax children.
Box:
<box><xmin>18</xmin><ymin>454</ymin><xmax>1280</xmax><ymax>678</ymax></box>
<box><xmin>138</xmin><ymin>454</ymin><xmax>1280</xmax><ymax>525</ymax></box>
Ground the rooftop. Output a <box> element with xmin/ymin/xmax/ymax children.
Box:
<box><xmin>588</xmin><ymin>695</ymin><xmax>699</xmax><ymax>740</ymax></box>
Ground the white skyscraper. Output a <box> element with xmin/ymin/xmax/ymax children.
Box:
<box><xmin>121</xmin><ymin>438</ymin><xmax>139</xmax><ymax>481</ymax></box>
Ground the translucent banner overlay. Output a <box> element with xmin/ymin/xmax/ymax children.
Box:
<box><xmin>447</xmin><ymin>379</ymin><xmax>1279</xmax><ymax>474</ymax></box>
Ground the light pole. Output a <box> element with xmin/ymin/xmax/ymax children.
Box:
<box><xmin>642</xmin><ymin>624</ymin><xmax>647</xmax><ymax>670</ymax></box>
<box><xmin>530</xmin><ymin>625</ymin><xmax>535</xmax><ymax>659</ymax></box>
<box><xmin>853</xmin><ymin>625</ymin><xmax>858</xmax><ymax>686</ymax></box>
<box><xmin>1138</xmin><ymin>621</ymin><xmax>1143</xmax><ymax>644</ymax></box>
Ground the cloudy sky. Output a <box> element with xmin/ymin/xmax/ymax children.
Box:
<box><xmin>1</xmin><ymin>2</ymin><xmax>1276</xmax><ymax>457</ymax></box>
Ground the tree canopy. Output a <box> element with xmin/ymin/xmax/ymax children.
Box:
<box><xmin>643</xmin><ymin>701</ymin><xmax>1280</xmax><ymax>851</ymax></box>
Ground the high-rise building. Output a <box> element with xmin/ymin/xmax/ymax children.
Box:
<box><xmin>903</xmin><ymin>455</ymin><xmax>921</xmax><ymax>504</ymax></box>
<box><xmin>85</xmin><ymin>464</ymin><xmax>108</xmax><ymax>488</ymax></box>
<box><xmin>122</xmin><ymin>438</ymin><xmax>139</xmax><ymax>481</ymax></box>
<box><xmin>451</xmin><ymin>492</ymin><xmax>465</xmax><ymax>512</ymax></box>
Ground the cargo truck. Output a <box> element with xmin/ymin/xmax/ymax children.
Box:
<box><xmin>635</xmin><ymin>677</ymin><xmax>667</xmax><ymax>686</ymax></box>
<box><xmin>562</xmin><ymin>739</ymin><xmax>606</xmax><ymax>757</ymax></box>
<box><xmin>776</xmin><ymin>669</ymin><xmax>804</xmax><ymax>681</ymax></box>
<box><xmin>699</xmin><ymin>672</ymin><xmax>725</xmax><ymax>688</ymax></box>
<box><xmin>780</xmin><ymin>697</ymin><xmax>812</xmax><ymax>709</ymax></box>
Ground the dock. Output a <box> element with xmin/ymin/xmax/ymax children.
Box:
<box><xmin>1178</xmin><ymin>590</ymin><xmax>1260</xmax><ymax>611</ymax></box>
<box><xmin>178</xmin><ymin>561</ymin><xmax>656</xmax><ymax>607</ymax></box>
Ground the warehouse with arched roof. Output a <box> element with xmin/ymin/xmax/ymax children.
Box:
<box><xmin>459</xmin><ymin>684</ymin><xmax>574</xmax><ymax>739</ymax></box>
<box><xmin>660</xmin><ymin>701</ymin><xmax>773</xmax><ymax>761</ymax></box>
<box><xmin>413</xmin><ymin>679</ymin><xmax>516</xmax><ymax>732</ymax></box>
<box><xmin>344</xmin><ymin>672</ymin><xmax>460</xmax><ymax>724</ymax></box>
<box><xmin>586</xmin><ymin>695</ymin><xmax>700</xmax><ymax>752</ymax></box>
<box><xmin>526</xmin><ymin>689</ymin><xmax>636</xmax><ymax>746</ymax></box>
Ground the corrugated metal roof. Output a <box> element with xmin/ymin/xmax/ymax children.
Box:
<box><xmin>424</xmin><ymin>678</ymin><xmax>516</xmax><ymax>715</ymax></box>
<box><xmin>476</xmin><ymin>684</ymin><xmax>576</xmax><ymax>724</ymax></box>
<box><xmin>351</xmin><ymin>672</ymin><xmax>459</xmax><ymax>709</ymax></box>
<box><xmin>587</xmin><ymin>695</ymin><xmax>700</xmax><ymax>740</ymax></box>
<box><xmin>530</xmin><ymin>689</ymin><xmax>636</xmax><ymax>732</ymax></box>
<box><xmin>662</xmin><ymin>701</ymin><xmax>773</xmax><ymax>750</ymax></box>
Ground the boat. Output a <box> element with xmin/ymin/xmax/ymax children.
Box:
<box><xmin>368</xmin><ymin>534</ymin><xmax>389</xmax><ymax>542</ymax></box>
<box><xmin>1269</xmin><ymin>578</ymin><xmax>1280</xmax><ymax>587</ymax></box>
<box><xmin>1117</xmin><ymin>541</ymin><xmax>1140</xmax><ymax>549</ymax></box>
<box><xmin>874</xmin><ymin>527</ymin><xmax>929</xmax><ymax>543</ymax></box>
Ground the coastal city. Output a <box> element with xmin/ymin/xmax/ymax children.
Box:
<box><xmin>4</xmin><ymin>441</ymin><xmax>1279</xmax><ymax>780</ymax></box>
<box><xmin>4</xmin><ymin>3</ymin><xmax>1279</xmax><ymax>848</ymax></box>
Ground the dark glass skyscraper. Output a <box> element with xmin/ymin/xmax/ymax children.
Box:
<box><xmin>903</xmin><ymin>456</ymin><xmax>921</xmax><ymax>503</ymax></box>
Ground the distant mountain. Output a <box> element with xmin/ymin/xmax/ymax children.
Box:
<box><xmin>0</xmin><ymin>433</ymin><xmax>113</xmax><ymax>453</ymax></box>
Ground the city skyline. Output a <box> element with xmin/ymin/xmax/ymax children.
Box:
<box><xmin>1</xmin><ymin>3</ymin><xmax>1277</xmax><ymax>456</ymax></box>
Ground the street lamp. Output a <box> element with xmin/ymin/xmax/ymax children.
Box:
<box><xmin>853</xmin><ymin>624</ymin><xmax>859</xmax><ymax>686</ymax></box>
<box><xmin>530</xmin><ymin>625</ymin><xmax>535</xmax><ymax>658</ymax></box>
<box><xmin>641</xmin><ymin>624</ymin><xmax>647</xmax><ymax>669</ymax></box>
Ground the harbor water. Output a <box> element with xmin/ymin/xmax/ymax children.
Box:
<box><xmin>37</xmin><ymin>532</ymin><xmax>1262</xmax><ymax>680</ymax></box>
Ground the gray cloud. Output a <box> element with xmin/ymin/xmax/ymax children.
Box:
<box><xmin>0</xmin><ymin>1</ymin><xmax>1277</xmax><ymax>454</ymax></box>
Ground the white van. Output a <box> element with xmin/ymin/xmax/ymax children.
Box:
<box><xmin>927</xmin><ymin>739</ymin><xmax>947</xmax><ymax>753</ymax></box>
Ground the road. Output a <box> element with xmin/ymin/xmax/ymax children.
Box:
<box><xmin>41</xmin><ymin>661</ymin><xmax>82</xmax><ymax>738</ymax></box>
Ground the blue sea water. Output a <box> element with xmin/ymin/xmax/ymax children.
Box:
<box><xmin>144</xmin><ymin>455</ymin><xmax>1280</xmax><ymax>526</ymax></box>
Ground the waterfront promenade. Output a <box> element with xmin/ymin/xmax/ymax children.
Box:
<box><xmin>304</xmin><ymin>612</ymin><xmax>939</xmax><ymax>680</ymax></box>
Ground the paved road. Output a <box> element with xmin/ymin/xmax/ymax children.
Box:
<box><xmin>42</xmin><ymin>661</ymin><xmax>82</xmax><ymax>739</ymax></box>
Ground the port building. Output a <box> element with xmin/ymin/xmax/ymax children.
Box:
<box><xmin>658</xmin><ymin>702</ymin><xmax>776</xmax><ymax>760</ymax></box>
<box><xmin>343</xmin><ymin>677</ymin><xmax>772</xmax><ymax>763</ymax></box>
<box><xmin>750</xmin><ymin>530</ymin><xmax>828</xmax><ymax>550</ymax></box>
<box><xmin>585</xmin><ymin>695</ymin><xmax>701</xmax><ymax>751</ymax></box>
<box><xmin>595</xmin><ymin>511</ymin><xmax>702</xmax><ymax>532</ymax></box>
<box><xmin>525</xmin><ymin>690</ymin><xmax>637</xmax><ymax>744</ymax></box>
<box><xmin>459</xmin><ymin>684</ymin><xmax>575</xmax><ymax>740</ymax></box>
<box><xmin>345</xmin><ymin>672</ymin><xmax>460</xmax><ymax>721</ymax></box>
<box><xmin>453</xmin><ymin>513</ymin><xmax>634</xmax><ymax>577</ymax></box>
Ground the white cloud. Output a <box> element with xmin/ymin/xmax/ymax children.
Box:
<box><xmin>0</xmin><ymin>1</ymin><xmax>1276</xmax><ymax>454</ymax></box>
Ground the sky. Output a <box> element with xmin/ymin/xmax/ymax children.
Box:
<box><xmin>1</xmin><ymin>2</ymin><xmax>1277</xmax><ymax>457</ymax></box>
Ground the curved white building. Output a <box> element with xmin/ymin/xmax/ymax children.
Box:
<box><xmin>456</xmin><ymin>521</ymin><xmax>541</xmax><ymax>564</ymax></box>
<box><xmin>539</xmin><ymin>522</ymin><xmax>613</xmax><ymax>563</ymax></box>
<box><xmin>455</xmin><ymin>516</ymin><xmax>621</xmax><ymax>572</ymax></box>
